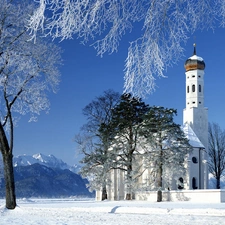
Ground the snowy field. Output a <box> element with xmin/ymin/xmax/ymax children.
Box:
<box><xmin>1</xmin><ymin>198</ymin><xmax>225</xmax><ymax>225</ymax></box>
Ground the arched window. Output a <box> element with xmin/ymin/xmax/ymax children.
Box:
<box><xmin>192</xmin><ymin>85</ymin><xmax>195</xmax><ymax>92</ymax></box>
<box><xmin>192</xmin><ymin>157</ymin><xmax>198</xmax><ymax>164</ymax></box>
<box><xmin>199</xmin><ymin>85</ymin><xmax>201</xmax><ymax>92</ymax></box>
<box><xmin>187</xmin><ymin>86</ymin><xmax>189</xmax><ymax>93</ymax></box>
<box><xmin>192</xmin><ymin>177</ymin><xmax>198</xmax><ymax>189</ymax></box>
<box><xmin>178</xmin><ymin>177</ymin><xmax>184</xmax><ymax>190</ymax></box>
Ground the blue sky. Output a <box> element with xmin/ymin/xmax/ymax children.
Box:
<box><xmin>13</xmin><ymin>27</ymin><xmax>225</xmax><ymax>166</ymax></box>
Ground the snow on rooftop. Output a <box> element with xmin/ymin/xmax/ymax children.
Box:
<box><xmin>188</xmin><ymin>55</ymin><xmax>204</xmax><ymax>61</ymax></box>
<box><xmin>182</xmin><ymin>123</ymin><xmax>205</xmax><ymax>148</ymax></box>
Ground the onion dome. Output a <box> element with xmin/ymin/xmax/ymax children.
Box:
<box><xmin>184</xmin><ymin>44</ymin><xmax>205</xmax><ymax>72</ymax></box>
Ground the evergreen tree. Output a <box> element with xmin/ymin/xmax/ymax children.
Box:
<box><xmin>141</xmin><ymin>107</ymin><xmax>191</xmax><ymax>202</ymax></box>
<box><xmin>109</xmin><ymin>93</ymin><xmax>150</xmax><ymax>200</ymax></box>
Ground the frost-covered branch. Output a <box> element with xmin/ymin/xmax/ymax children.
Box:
<box><xmin>28</xmin><ymin>0</ymin><xmax>225</xmax><ymax>97</ymax></box>
<box><xmin>0</xmin><ymin>0</ymin><xmax>62</xmax><ymax>209</ymax></box>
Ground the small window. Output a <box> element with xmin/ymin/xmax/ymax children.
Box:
<box><xmin>199</xmin><ymin>102</ymin><xmax>201</xmax><ymax>104</ymax></box>
<box><xmin>178</xmin><ymin>177</ymin><xmax>184</xmax><ymax>190</ymax></box>
<box><xmin>198</xmin><ymin>75</ymin><xmax>201</xmax><ymax>78</ymax></box>
<box><xmin>192</xmin><ymin>75</ymin><xmax>195</xmax><ymax>78</ymax></box>
<box><xmin>192</xmin><ymin>177</ymin><xmax>198</xmax><ymax>189</ymax></box>
<box><xmin>192</xmin><ymin>102</ymin><xmax>195</xmax><ymax>104</ymax></box>
<box><xmin>199</xmin><ymin>85</ymin><xmax>201</xmax><ymax>92</ymax></box>
<box><xmin>192</xmin><ymin>85</ymin><xmax>195</xmax><ymax>92</ymax></box>
<box><xmin>192</xmin><ymin>157</ymin><xmax>198</xmax><ymax>163</ymax></box>
<box><xmin>187</xmin><ymin>86</ymin><xmax>189</xmax><ymax>93</ymax></box>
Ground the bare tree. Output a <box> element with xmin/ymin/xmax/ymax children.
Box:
<box><xmin>28</xmin><ymin>0</ymin><xmax>225</xmax><ymax>97</ymax></box>
<box><xmin>208</xmin><ymin>122</ymin><xmax>225</xmax><ymax>189</ymax></box>
<box><xmin>0</xmin><ymin>0</ymin><xmax>61</xmax><ymax>209</ymax></box>
<box><xmin>76</xmin><ymin>90</ymin><xmax>120</xmax><ymax>200</ymax></box>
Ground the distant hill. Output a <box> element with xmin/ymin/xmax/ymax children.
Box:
<box><xmin>0</xmin><ymin>154</ymin><xmax>94</xmax><ymax>198</ymax></box>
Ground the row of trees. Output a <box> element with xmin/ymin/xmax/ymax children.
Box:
<box><xmin>0</xmin><ymin>0</ymin><xmax>62</xmax><ymax>209</ymax></box>
<box><xmin>76</xmin><ymin>90</ymin><xmax>191</xmax><ymax>201</ymax></box>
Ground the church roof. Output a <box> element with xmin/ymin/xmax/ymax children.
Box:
<box><xmin>184</xmin><ymin>44</ymin><xmax>205</xmax><ymax>72</ymax></box>
<box><xmin>182</xmin><ymin>123</ymin><xmax>205</xmax><ymax>148</ymax></box>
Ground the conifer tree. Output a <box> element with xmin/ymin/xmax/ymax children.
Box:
<box><xmin>141</xmin><ymin>107</ymin><xmax>191</xmax><ymax>202</ymax></box>
<box><xmin>109</xmin><ymin>93</ymin><xmax>150</xmax><ymax>200</ymax></box>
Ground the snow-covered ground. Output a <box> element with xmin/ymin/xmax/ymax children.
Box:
<box><xmin>1</xmin><ymin>198</ymin><xmax>225</xmax><ymax>225</ymax></box>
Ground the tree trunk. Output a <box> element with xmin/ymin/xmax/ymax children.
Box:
<box><xmin>126</xmin><ymin>157</ymin><xmax>133</xmax><ymax>200</ymax></box>
<box><xmin>216</xmin><ymin>177</ymin><xmax>220</xmax><ymax>189</ymax></box>
<box><xmin>157</xmin><ymin>151</ymin><xmax>163</xmax><ymax>202</ymax></box>
<box><xmin>101</xmin><ymin>185</ymin><xmax>107</xmax><ymax>200</ymax></box>
<box><xmin>126</xmin><ymin>193</ymin><xmax>132</xmax><ymax>200</ymax></box>
<box><xmin>3</xmin><ymin>152</ymin><xmax>16</xmax><ymax>209</ymax></box>
<box><xmin>157</xmin><ymin>190</ymin><xmax>162</xmax><ymax>202</ymax></box>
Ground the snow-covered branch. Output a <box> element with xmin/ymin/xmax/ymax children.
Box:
<box><xmin>28</xmin><ymin>0</ymin><xmax>225</xmax><ymax>96</ymax></box>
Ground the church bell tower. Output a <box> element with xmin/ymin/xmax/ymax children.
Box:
<box><xmin>183</xmin><ymin>44</ymin><xmax>208</xmax><ymax>189</ymax></box>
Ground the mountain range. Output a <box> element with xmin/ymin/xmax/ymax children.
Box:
<box><xmin>0</xmin><ymin>153</ymin><xmax>94</xmax><ymax>198</ymax></box>
<box><xmin>13</xmin><ymin>153</ymin><xmax>80</xmax><ymax>173</ymax></box>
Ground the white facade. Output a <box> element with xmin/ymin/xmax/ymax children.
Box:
<box><xmin>183</xmin><ymin>46</ymin><xmax>208</xmax><ymax>189</ymax></box>
<box><xmin>182</xmin><ymin>123</ymin><xmax>207</xmax><ymax>190</ymax></box>
<box><xmin>135</xmin><ymin>189</ymin><xmax>225</xmax><ymax>203</ymax></box>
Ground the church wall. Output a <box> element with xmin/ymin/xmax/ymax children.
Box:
<box><xmin>106</xmin><ymin>168</ymin><xmax>126</xmax><ymax>200</ymax></box>
<box><xmin>183</xmin><ymin>107</ymin><xmax>208</xmax><ymax>189</ymax></box>
<box><xmin>183</xmin><ymin>107</ymin><xmax>208</xmax><ymax>150</ymax></box>
<box><xmin>95</xmin><ymin>189</ymin><xmax>102</xmax><ymax>201</ymax></box>
<box><xmin>135</xmin><ymin>189</ymin><xmax>225</xmax><ymax>203</ymax></box>
<box><xmin>186</xmin><ymin>148</ymin><xmax>200</xmax><ymax>190</ymax></box>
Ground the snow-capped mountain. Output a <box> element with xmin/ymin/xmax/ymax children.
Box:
<box><xmin>0</xmin><ymin>163</ymin><xmax>94</xmax><ymax>198</ymax></box>
<box><xmin>13</xmin><ymin>153</ymin><xmax>80</xmax><ymax>173</ymax></box>
<box><xmin>0</xmin><ymin>153</ymin><xmax>93</xmax><ymax>198</ymax></box>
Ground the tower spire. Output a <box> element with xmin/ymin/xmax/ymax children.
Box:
<box><xmin>193</xmin><ymin>43</ymin><xmax>196</xmax><ymax>55</ymax></box>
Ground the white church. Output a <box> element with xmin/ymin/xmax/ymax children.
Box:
<box><xmin>96</xmin><ymin>45</ymin><xmax>225</xmax><ymax>202</ymax></box>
